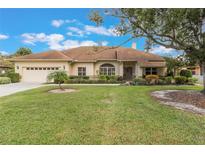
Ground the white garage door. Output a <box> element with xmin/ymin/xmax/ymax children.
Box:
<box><xmin>22</xmin><ymin>67</ymin><xmax>59</xmax><ymax>83</ymax></box>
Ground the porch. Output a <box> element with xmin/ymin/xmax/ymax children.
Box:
<box><xmin>121</xmin><ymin>61</ymin><xmax>166</xmax><ymax>80</ymax></box>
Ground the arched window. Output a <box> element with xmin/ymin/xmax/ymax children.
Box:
<box><xmin>100</xmin><ymin>63</ymin><xmax>115</xmax><ymax>76</ymax></box>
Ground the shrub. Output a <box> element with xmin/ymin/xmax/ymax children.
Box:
<box><xmin>133</xmin><ymin>77</ymin><xmax>146</xmax><ymax>85</ymax></box>
<box><xmin>65</xmin><ymin>79</ymin><xmax>122</xmax><ymax>84</ymax></box>
<box><xmin>98</xmin><ymin>75</ymin><xmax>107</xmax><ymax>80</ymax></box>
<box><xmin>98</xmin><ymin>75</ymin><xmax>119</xmax><ymax>81</ymax></box>
<box><xmin>180</xmin><ymin>69</ymin><xmax>192</xmax><ymax>78</ymax></box>
<box><xmin>82</xmin><ymin>76</ymin><xmax>89</xmax><ymax>80</ymax></box>
<box><xmin>117</xmin><ymin>76</ymin><xmax>123</xmax><ymax>81</ymax></box>
<box><xmin>0</xmin><ymin>77</ymin><xmax>11</xmax><ymax>84</ymax></box>
<box><xmin>145</xmin><ymin>75</ymin><xmax>159</xmax><ymax>85</ymax></box>
<box><xmin>6</xmin><ymin>72</ymin><xmax>21</xmax><ymax>83</ymax></box>
<box><xmin>187</xmin><ymin>77</ymin><xmax>198</xmax><ymax>85</ymax></box>
<box><xmin>158</xmin><ymin>79</ymin><xmax>167</xmax><ymax>85</ymax></box>
<box><xmin>69</xmin><ymin>75</ymin><xmax>78</xmax><ymax>79</ymax></box>
<box><xmin>174</xmin><ymin>76</ymin><xmax>187</xmax><ymax>84</ymax></box>
<box><xmin>69</xmin><ymin>76</ymin><xmax>89</xmax><ymax>80</ymax></box>
<box><xmin>165</xmin><ymin>76</ymin><xmax>173</xmax><ymax>84</ymax></box>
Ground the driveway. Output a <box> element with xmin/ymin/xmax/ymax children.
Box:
<box><xmin>0</xmin><ymin>82</ymin><xmax>43</xmax><ymax>97</ymax></box>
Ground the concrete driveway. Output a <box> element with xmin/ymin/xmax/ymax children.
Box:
<box><xmin>0</xmin><ymin>82</ymin><xmax>43</xmax><ymax>97</ymax></box>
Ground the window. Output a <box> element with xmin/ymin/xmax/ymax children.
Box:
<box><xmin>16</xmin><ymin>66</ymin><xmax>19</xmax><ymax>70</ymax></box>
<box><xmin>26</xmin><ymin>67</ymin><xmax>30</xmax><ymax>70</ymax></box>
<box><xmin>35</xmin><ymin>67</ymin><xmax>38</xmax><ymax>70</ymax></box>
<box><xmin>31</xmin><ymin>67</ymin><xmax>34</xmax><ymax>70</ymax></box>
<box><xmin>78</xmin><ymin>67</ymin><xmax>86</xmax><ymax>76</ymax></box>
<box><xmin>100</xmin><ymin>64</ymin><xmax>115</xmax><ymax>76</ymax></box>
<box><xmin>145</xmin><ymin>68</ymin><xmax>157</xmax><ymax>75</ymax></box>
<box><xmin>39</xmin><ymin>68</ymin><xmax>42</xmax><ymax>70</ymax></box>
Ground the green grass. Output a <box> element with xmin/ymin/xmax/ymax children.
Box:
<box><xmin>0</xmin><ymin>85</ymin><xmax>205</xmax><ymax>144</ymax></box>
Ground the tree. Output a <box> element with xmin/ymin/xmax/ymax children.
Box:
<box><xmin>144</xmin><ymin>38</ymin><xmax>153</xmax><ymax>52</ymax></box>
<box><xmin>15</xmin><ymin>47</ymin><xmax>32</xmax><ymax>57</ymax></box>
<box><xmin>164</xmin><ymin>56</ymin><xmax>186</xmax><ymax>76</ymax></box>
<box><xmin>47</xmin><ymin>71</ymin><xmax>68</xmax><ymax>90</ymax></box>
<box><xmin>90</xmin><ymin>9</ymin><xmax>205</xmax><ymax>92</ymax></box>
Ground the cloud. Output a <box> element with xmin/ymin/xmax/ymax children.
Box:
<box><xmin>21</xmin><ymin>33</ymin><xmax>64</xmax><ymax>50</ymax></box>
<box><xmin>21</xmin><ymin>32</ymin><xmax>108</xmax><ymax>50</ymax></box>
<box><xmin>84</xmin><ymin>25</ymin><xmax>117</xmax><ymax>36</ymax></box>
<box><xmin>149</xmin><ymin>45</ymin><xmax>184</xmax><ymax>57</ymax></box>
<box><xmin>62</xmin><ymin>40</ymin><xmax>98</xmax><ymax>49</ymax></box>
<box><xmin>51</xmin><ymin>19</ymin><xmax>64</xmax><ymax>28</ymax></box>
<box><xmin>0</xmin><ymin>34</ymin><xmax>9</xmax><ymax>40</ymax></box>
<box><xmin>100</xmin><ymin>41</ymin><xmax>109</xmax><ymax>46</ymax></box>
<box><xmin>66</xmin><ymin>25</ymin><xmax>117</xmax><ymax>38</ymax></box>
<box><xmin>51</xmin><ymin>19</ymin><xmax>80</xmax><ymax>28</ymax></box>
<box><xmin>67</xmin><ymin>26</ymin><xmax>90</xmax><ymax>37</ymax></box>
<box><xmin>65</xmin><ymin>19</ymin><xmax>78</xmax><ymax>24</ymax></box>
<box><xmin>0</xmin><ymin>50</ymin><xmax>9</xmax><ymax>56</ymax></box>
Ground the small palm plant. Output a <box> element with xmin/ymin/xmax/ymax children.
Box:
<box><xmin>47</xmin><ymin>70</ymin><xmax>68</xmax><ymax>90</ymax></box>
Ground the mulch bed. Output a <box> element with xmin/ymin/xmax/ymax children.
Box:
<box><xmin>151</xmin><ymin>90</ymin><xmax>205</xmax><ymax>114</ymax></box>
<box><xmin>166</xmin><ymin>90</ymin><xmax>205</xmax><ymax>109</ymax></box>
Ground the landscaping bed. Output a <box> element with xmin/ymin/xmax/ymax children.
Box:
<box><xmin>152</xmin><ymin>90</ymin><xmax>205</xmax><ymax>114</ymax></box>
<box><xmin>166</xmin><ymin>90</ymin><xmax>205</xmax><ymax>108</ymax></box>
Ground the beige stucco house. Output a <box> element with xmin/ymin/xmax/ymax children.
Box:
<box><xmin>11</xmin><ymin>46</ymin><xmax>166</xmax><ymax>83</ymax></box>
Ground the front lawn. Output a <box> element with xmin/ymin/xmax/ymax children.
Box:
<box><xmin>0</xmin><ymin>85</ymin><xmax>204</xmax><ymax>144</ymax></box>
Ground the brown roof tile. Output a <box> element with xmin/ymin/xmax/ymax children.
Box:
<box><xmin>11</xmin><ymin>46</ymin><xmax>166</xmax><ymax>67</ymax></box>
<box><xmin>12</xmin><ymin>50</ymin><xmax>72</xmax><ymax>61</ymax></box>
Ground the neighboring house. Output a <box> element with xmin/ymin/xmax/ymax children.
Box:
<box><xmin>10</xmin><ymin>45</ymin><xmax>166</xmax><ymax>83</ymax></box>
<box><xmin>180</xmin><ymin>65</ymin><xmax>203</xmax><ymax>84</ymax></box>
<box><xmin>0</xmin><ymin>59</ymin><xmax>12</xmax><ymax>75</ymax></box>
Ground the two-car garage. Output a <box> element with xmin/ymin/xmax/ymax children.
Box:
<box><xmin>21</xmin><ymin>67</ymin><xmax>60</xmax><ymax>83</ymax></box>
<box><xmin>14</xmin><ymin>61</ymin><xmax>69</xmax><ymax>83</ymax></box>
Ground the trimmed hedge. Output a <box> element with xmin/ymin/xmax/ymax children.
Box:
<box><xmin>6</xmin><ymin>72</ymin><xmax>21</xmax><ymax>83</ymax></box>
<box><xmin>180</xmin><ymin>69</ymin><xmax>192</xmax><ymax>78</ymax></box>
<box><xmin>65</xmin><ymin>79</ymin><xmax>123</xmax><ymax>84</ymax></box>
<box><xmin>69</xmin><ymin>76</ymin><xmax>90</xmax><ymax>80</ymax></box>
<box><xmin>98</xmin><ymin>75</ymin><xmax>121</xmax><ymax>81</ymax></box>
<box><xmin>0</xmin><ymin>77</ymin><xmax>11</xmax><ymax>84</ymax></box>
<box><xmin>164</xmin><ymin>76</ymin><xmax>173</xmax><ymax>84</ymax></box>
<box><xmin>174</xmin><ymin>76</ymin><xmax>187</xmax><ymax>85</ymax></box>
<box><xmin>145</xmin><ymin>75</ymin><xmax>159</xmax><ymax>85</ymax></box>
<box><xmin>133</xmin><ymin>77</ymin><xmax>146</xmax><ymax>85</ymax></box>
<box><xmin>187</xmin><ymin>77</ymin><xmax>198</xmax><ymax>85</ymax></box>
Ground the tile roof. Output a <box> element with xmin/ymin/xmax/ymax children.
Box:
<box><xmin>11</xmin><ymin>46</ymin><xmax>166</xmax><ymax>67</ymax></box>
<box><xmin>12</xmin><ymin>50</ymin><xmax>72</xmax><ymax>61</ymax></box>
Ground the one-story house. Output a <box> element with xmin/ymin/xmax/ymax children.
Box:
<box><xmin>179</xmin><ymin>65</ymin><xmax>203</xmax><ymax>84</ymax></box>
<box><xmin>11</xmin><ymin>45</ymin><xmax>166</xmax><ymax>83</ymax></box>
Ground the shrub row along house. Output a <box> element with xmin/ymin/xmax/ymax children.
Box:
<box><xmin>11</xmin><ymin>44</ymin><xmax>166</xmax><ymax>83</ymax></box>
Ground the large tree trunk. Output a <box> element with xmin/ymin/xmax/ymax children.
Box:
<box><xmin>202</xmin><ymin>62</ymin><xmax>205</xmax><ymax>93</ymax></box>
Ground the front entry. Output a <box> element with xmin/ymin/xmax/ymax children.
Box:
<box><xmin>123</xmin><ymin>67</ymin><xmax>133</xmax><ymax>80</ymax></box>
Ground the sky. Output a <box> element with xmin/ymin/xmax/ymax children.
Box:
<box><xmin>0</xmin><ymin>8</ymin><xmax>182</xmax><ymax>57</ymax></box>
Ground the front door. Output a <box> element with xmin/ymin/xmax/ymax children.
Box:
<box><xmin>123</xmin><ymin>67</ymin><xmax>133</xmax><ymax>80</ymax></box>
